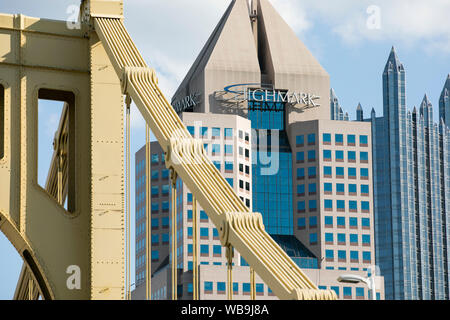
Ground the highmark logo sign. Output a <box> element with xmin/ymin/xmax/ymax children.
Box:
<box><xmin>220</xmin><ymin>83</ymin><xmax>321</xmax><ymax>108</ymax></box>
<box><xmin>172</xmin><ymin>92</ymin><xmax>201</xmax><ymax>113</ymax></box>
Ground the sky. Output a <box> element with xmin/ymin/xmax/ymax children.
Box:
<box><xmin>0</xmin><ymin>0</ymin><xmax>449</xmax><ymax>299</ymax></box>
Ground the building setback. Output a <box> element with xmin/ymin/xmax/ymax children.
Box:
<box><xmin>132</xmin><ymin>0</ymin><xmax>384</xmax><ymax>300</ymax></box>
<box><xmin>369</xmin><ymin>47</ymin><xmax>450</xmax><ymax>300</ymax></box>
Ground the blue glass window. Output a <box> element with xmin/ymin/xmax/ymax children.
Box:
<box><xmin>297</xmin><ymin>218</ymin><xmax>306</xmax><ymax>228</ymax></box>
<box><xmin>336</xmin><ymin>167</ymin><xmax>344</xmax><ymax>177</ymax></box>
<box><xmin>151</xmin><ymin>186</ymin><xmax>158</xmax><ymax>195</ymax></box>
<box><xmin>200</xmin><ymin>126</ymin><xmax>208</xmax><ymax>137</ymax></box>
<box><xmin>187</xmin><ymin>193</ymin><xmax>193</xmax><ymax>203</ymax></box>
<box><xmin>308</xmin><ymin>166</ymin><xmax>316</xmax><ymax>178</ymax></box>
<box><xmin>309</xmin><ymin>200</ymin><xmax>317</xmax><ymax>211</ymax></box>
<box><xmin>151</xmin><ymin>250</ymin><xmax>159</xmax><ymax>260</ymax></box>
<box><xmin>161</xmin><ymin>169</ymin><xmax>169</xmax><ymax>179</ymax></box>
<box><xmin>200</xmin><ymin>245</ymin><xmax>209</xmax><ymax>255</ymax></box>
<box><xmin>338</xmin><ymin>250</ymin><xmax>346</xmax><ymax>260</ymax></box>
<box><xmin>360</xmin><ymin>168</ymin><xmax>369</xmax><ymax>178</ymax></box>
<box><xmin>335</xmin><ymin>134</ymin><xmax>344</xmax><ymax>144</ymax></box>
<box><xmin>296</xmin><ymin>135</ymin><xmax>304</xmax><ymax>145</ymax></box>
<box><xmin>361</xmin><ymin>201</ymin><xmax>370</xmax><ymax>211</ymax></box>
<box><xmin>360</xmin><ymin>152</ymin><xmax>369</xmax><ymax>162</ymax></box>
<box><xmin>362</xmin><ymin>218</ymin><xmax>370</xmax><ymax>228</ymax></box>
<box><xmin>356</xmin><ymin>287</ymin><xmax>365</xmax><ymax>298</ymax></box>
<box><xmin>324</xmin><ymin>199</ymin><xmax>333</xmax><ymax>209</ymax></box>
<box><xmin>224</xmin><ymin>128</ymin><xmax>233</xmax><ymax>138</ymax></box>
<box><xmin>226</xmin><ymin>178</ymin><xmax>233</xmax><ymax>188</ymax></box>
<box><xmin>308</xmin><ymin>183</ymin><xmax>317</xmax><ymax>194</ymax></box>
<box><xmin>161</xmin><ymin>184</ymin><xmax>169</xmax><ymax>195</ymax></box>
<box><xmin>349</xmin><ymin>184</ymin><xmax>357</xmax><ymax>194</ymax></box>
<box><xmin>297</xmin><ymin>184</ymin><xmax>305</xmax><ymax>195</ymax></box>
<box><xmin>151</xmin><ymin>170</ymin><xmax>159</xmax><ymax>180</ymax></box>
<box><xmin>363</xmin><ymin>251</ymin><xmax>371</xmax><ymax>262</ymax></box>
<box><xmin>325</xmin><ymin>233</ymin><xmax>333</xmax><ymax>243</ymax></box>
<box><xmin>331</xmin><ymin>286</ymin><xmax>339</xmax><ymax>296</ymax></box>
<box><xmin>343</xmin><ymin>287</ymin><xmax>352</xmax><ymax>297</ymax></box>
<box><xmin>337</xmin><ymin>217</ymin><xmax>345</xmax><ymax>227</ymax></box>
<box><xmin>350</xmin><ymin>234</ymin><xmax>358</xmax><ymax>244</ymax></box>
<box><xmin>349</xmin><ymin>201</ymin><xmax>357</xmax><ymax>211</ymax></box>
<box><xmin>187</xmin><ymin>126</ymin><xmax>195</xmax><ymax>136</ymax></box>
<box><xmin>325</xmin><ymin>250</ymin><xmax>334</xmax><ymax>259</ymax></box>
<box><xmin>348</xmin><ymin>151</ymin><xmax>356</xmax><ymax>161</ymax></box>
<box><xmin>324</xmin><ymin>183</ymin><xmax>332</xmax><ymax>193</ymax></box>
<box><xmin>224</xmin><ymin>145</ymin><xmax>233</xmax><ymax>155</ymax></box>
<box><xmin>151</xmin><ymin>153</ymin><xmax>159</xmax><ymax>164</ymax></box>
<box><xmin>256</xmin><ymin>284</ymin><xmax>264</xmax><ymax>293</ymax></box>
<box><xmin>309</xmin><ymin>216</ymin><xmax>317</xmax><ymax>227</ymax></box>
<box><xmin>323</xmin><ymin>133</ymin><xmax>331</xmax><ymax>144</ymax></box>
<box><xmin>217</xmin><ymin>282</ymin><xmax>226</xmax><ymax>292</ymax></box>
<box><xmin>204</xmin><ymin>281</ymin><xmax>213</xmax><ymax>292</ymax></box>
<box><xmin>362</xmin><ymin>235</ymin><xmax>371</xmax><ymax>245</ymax></box>
<box><xmin>324</xmin><ymin>166</ymin><xmax>332</xmax><ymax>177</ymax></box>
<box><xmin>298</xmin><ymin>201</ymin><xmax>305</xmax><ymax>211</ymax></box>
<box><xmin>212</xmin><ymin>144</ymin><xmax>220</xmax><ymax>155</ymax></box>
<box><xmin>336</xmin><ymin>183</ymin><xmax>345</xmax><ymax>193</ymax></box>
<box><xmin>325</xmin><ymin>216</ymin><xmax>333</xmax><ymax>226</ymax></box>
<box><xmin>349</xmin><ymin>217</ymin><xmax>358</xmax><ymax>228</ymax></box>
<box><xmin>335</xmin><ymin>150</ymin><xmax>344</xmax><ymax>161</ymax></box>
<box><xmin>213</xmin><ymin>245</ymin><xmax>222</xmax><ymax>255</ymax></box>
<box><xmin>323</xmin><ymin>149</ymin><xmax>332</xmax><ymax>160</ymax></box>
<box><xmin>347</xmin><ymin>134</ymin><xmax>356</xmax><ymax>145</ymax></box>
<box><xmin>297</xmin><ymin>167</ymin><xmax>305</xmax><ymax>179</ymax></box>
<box><xmin>224</xmin><ymin>162</ymin><xmax>233</xmax><ymax>172</ymax></box>
<box><xmin>151</xmin><ymin>218</ymin><xmax>159</xmax><ymax>228</ymax></box>
<box><xmin>187</xmin><ymin>244</ymin><xmax>193</xmax><ymax>254</ymax></box>
<box><xmin>243</xmin><ymin>283</ymin><xmax>251</xmax><ymax>293</ymax></box>
<box><xmin>308</xmin><ymin>150</ymin><xmax>316</xmax><ymax>161</ymax></box>
<box><xmin>337</xmin><ymin>233</ymin><xmax>346</xmax><ymax>244</ymax></box>
<box><xmin>200</xmin><ymin>210</ymin><xmax>208</xmax><ymax>221</ymax></box>
<box><xmin>348</xmin><ymin>167</ymin><xmax>357</xmax><ymax>178</ymax></box>
<box><xmin>361</xmin><ymin>185</ymin><xmax>369</xmax><ymax>194</ymax></box>
<box><xmin>162</xmin><ymin>217</ymin><xmax>169</xmax><ymax>227</ymax></box>
<box><xmin>213</xmin><ymin>161</ymin><xmax>221</xmax><ymax>170</ymax></box>
<box><xmin>309</xmin><ymin>233</ymin><xmax>318</xmax><ymax>244</ymax></box>
<box><xmin>351</xmin><ymin>251</ymin><xmax>359</xmax><ymax>262</ymax></box>
<box><xmin>200</xmin><ymin>228</ymin><xmax>209</xmax><ymax>238</ymax></box>
<box><xmin>307</xmin><ymin>133</ymin><xmax>316</xmax><ymax>145</ymax></box>
<box><xmin>296</xmin><ymin>151</ymin><xmax>304</xmax><ymax>162</ymax></box>
<box><xmin>187</xmin><ymin>227</ymin><xmax>192</xmax><ymax>237</ymax></box>
<box><xmin>360</xmin><ymin>135</ymin><xmax>368</xmax><ymax>145</ymax></box>
<box><xmin>337</xmin><ymin>200</ymin><xmax>345</xmax><ymax>210</ymax></box>
<box><xmin>151</xmin><ymin>203</ymin><xmax>159</xmax><ymax>213</ymax></box>
<box><xmin>212</xmin><ymin>127</ymin><xmax>220</xmax><ymax>138</ymax></box>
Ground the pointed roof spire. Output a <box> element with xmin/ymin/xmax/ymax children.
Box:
<box><xmin>441</xmin><ymin>74</ymin><xmax>450</xmax><ymax>99</ymax></box>
<box><xmin>384</xmin><ymin>46</ymin><xmax>403</xmax><ymax>73</ymax></box>
<box><xmin>412</xmin><ymin>106</ymin><xmax>417</xmax><ymax>114</ymax></box>
<box><xmin>357</xmin><ymin>103</ymin><xmax>363</xmax><ymax>110</ymax></box>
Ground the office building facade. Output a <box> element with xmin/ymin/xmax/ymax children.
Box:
<box><xmin>369</xmin><ymin>48</ymin><xmax>450</xmax><ymax>300</ymax></box>
<box><xmin>133</xmin><ymin>0</ymin><xmax>384</xmax><ymax>300</ymax></box>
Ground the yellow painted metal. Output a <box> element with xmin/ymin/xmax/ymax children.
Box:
<box><xmin>226</xmin><ymin>245</ymin><xmax>234</xmax><ymax>301</ymax></box>
<box><xmin>93</xmin><ymin>13</ymin><xmax>337</xmax><ymax>300</ymax></box>
<box><xmin>170</xmin><ymin>171</ymin><xmax>177</xmax><ymax>300</ymax></box>
<box><xmin>145</xmin><ymin>125</ymin><xmax>151</xmax><ymax>300</ymax></box>
<box><xmin>125</xmin><ymin>95</ymin><xmax>131</xmax><ymax>300</ymax></box>
<box><xmin>192</xmin><ymin>196</ymin><xmax>198</xmax><ymax>300</ymax></box>
<box><xmin>13</xmin><ymin>264</ymin><xmax>39</xmax><ymax>300</ymax></box>
<box><xmin>250</xmin><ymin>267</ymin><xmax>256</xmax><ymax>300</ymax></box>
<box><xmin>0</xmin><ymin>4</ymin><xmax>125</xmax><ymax>299</ymax></box>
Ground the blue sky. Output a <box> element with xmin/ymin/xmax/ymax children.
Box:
<box><xmin>0</xmin><ymin>0</ymin><xmax>449</xmax><ymax>299</ymax></box>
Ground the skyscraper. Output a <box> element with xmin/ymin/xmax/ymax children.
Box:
<box><xmin>371</xmin><ymin>47</ymin><xmax>450</xmax><ymax>300</ymax></box>
<box><xmin>439</xmin><ymin>74</ymin><xmax>450</xmax><ymax>127</ymax></box>
<box><xmin>133</xmin><ymin>0</ymin><xmax>384</xmax><ymax>300</ymax></box>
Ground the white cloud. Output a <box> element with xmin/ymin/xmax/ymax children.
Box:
<box><xmin>271</xmin><ymin>0</ymin><xmax>450</xmax><ymax>53</ymax></box>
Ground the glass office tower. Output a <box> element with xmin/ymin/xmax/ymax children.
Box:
<box><xmin>248</xmin><ymin>91</ymin><xmax>293</xmax><ymax>235</ymax></box>
<box><xmin>371</xmin><ymin>47</ymin><xmax>450</xmax><ymax>300</ymax></box>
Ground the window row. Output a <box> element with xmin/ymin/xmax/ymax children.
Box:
<box><xmin>150</xmin><ymin>153</ymin><xmax>166</xmax><ymax>165</ymax></box>
<box><xmin>324</xmin><ymin>216</ymin><xmax>371</xmax><ymax>229</ymax></box>
<box><xmin>324</xmin><ymin>249</ymin><xmax>372</xmax><ymax>264</ymax></box>
<box><xmin>324</xmin><ymin>233</ymin><xmax>371</xmax><ymax>246</ymax></box>
<box><xmin>322</xmin><ymin>150</ymin><xmax>369</xmax><ymax>163</ymax></box>
<box><xmin>296</xmin><ymin>183</ymin><xmax>370</xmax><ymax>197</ymax></box>
<box><xmin>203</xmin><ymin>281</ymin><xmax>269</xmax><ymax>296</ymax></box>
<box><xmin>187</xmin><ymin>227</ymin><xmax>220</xmax><ymax>241</ymax></box>
<box><xmin>320</xmin><ymin>286</ymin><xmax>378</xmax><ymax>300</ymax></box>
<box><xmin>187</xmin><ymin>126</ymin><xmax>249</xmax><ymax>141</ymax></box>
<box><xmin>323</xmin><ymin>199</ymin><xmax>371</xmax><ymax>212</ymax></box>
<box><xmin>322</xmin><ymin>133</ymin><xmax>368</xmax><ymax>147</ymax></box>
<box><xmin>322</xmin><ymin>166</ymin><xmax>370</xmax><ymax>180</ymax></box>
<box><xmin>149</xmin><ymin>169</ymin><xmax>170</xmax><ymax>181</ymax></box>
